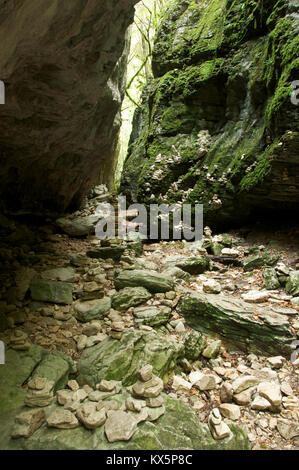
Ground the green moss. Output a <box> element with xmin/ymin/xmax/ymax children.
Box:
<box><xmin>239</xmin><ymin>140</ymin><xmax>279</xmax><ymax>192</ymax></box>
<box><xmin>186</xmin><ymin>0</ymin><xmax>226</xmax><ymax>60</ymax></box>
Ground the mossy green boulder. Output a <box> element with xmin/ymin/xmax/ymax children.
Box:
<box><xmin>77</xmin><ymin>330</ymin><xmax>184</xmax><ymax>387</ymax></box>
<box><xmin>286</xmin><ymin>271</ymin><xmax>299</xmax><ymax>296</ymax></box>
<box><xmin>178</xmin><ymin>292</ymin><xmax>296</xmax><ymax>357</ymax></box>
<box><xmin>111</xmin><ymin>287</ymin><xmax>152</xmax><ymax>310</ymax></box>
<box><xmin>0</xmin><ymin>346</ymin><xmax>73</xmax><ymax>416</ymax></box>
<box><xmin>121</xmin><ymin>0</ymin><xmax>299</xmax><ymax>230</ymax></box>
<box><xmin>0</xmin><ymin>394</ymin><xmax>250</xmax><ymax>450</ymax></box>
<box><xmin>74</xmin><ymin>297</ymin><xmax>111</xmax><ymax>322</ymax></box>
<box><xmin>29</xmin><ymin>279</ymin><xmax>73</xmax><ymax>304</ymax></box>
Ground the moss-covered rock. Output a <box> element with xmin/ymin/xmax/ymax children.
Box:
<box><xmin>183</xmin><ymin>330</ymin><xmax>206</xmax><ymax>360</ymax></box>
<box><xmin>263</xmin><ymin>267</ymin><xmax>280</xmax><ymax>289</ymax></box>
<box><xmin>178</xmin><ymin>291</ymin><xmax>296</xmax><ymax>357</ymax></box>
<box><xmin>0</xmin><ymin>394</ymin><xmax>250</xmax><ymax>450</ymax></box>
<box><xmin>29</xmin><ymin>279</ymin><xmax>73</xmax><ymax>305</ymax></box>
<box><xmin>121</xmin><ymin>0</ymin><xmax>299</xmax><ymax>230</ymax></box>
<box><xmin>111</xmin><ymin>286</ymin><xmax>152</xmax><ymax>310</ymax></box>
<box><xmin>77</xmin><ymin>330</ymin><xmax>184</xmax><ymax>387</ymax></box>
<box><xmin>115</xmin><ymin>269</ymin><xmax>174</xmax><ymax>293</ymax></box>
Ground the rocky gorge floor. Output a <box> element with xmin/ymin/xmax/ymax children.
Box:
<box><xmin>0</xmin><ymin>185</ymin><xmax>298</xmax><ymax>451</ymax></box>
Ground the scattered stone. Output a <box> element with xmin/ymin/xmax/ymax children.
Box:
<box><xmin>280</xmin><ymin>381</ymin><xmax>293</xmax><ymax>396</ymax></box>
<box><xmin>41</xmin><ymin>267</ymin><xmax>76</xmax><ymax>283</ymax></box>
<box><xmin>208</xmin><ymin>408</ymin><xmax>232</xmax><ymax>440</ymax></box>
<box><xmin>233</xmin><ymin>387</ymin><xmax>256</xmax><ymax>406</ymax></box>
<box><xmin>220</xmin><ymin>382</ymin><xmax>233</xmax><ymax>403</ymax></box>
<box><xmin>257</xmin><ymin>382</ymin><xmax>282</xmax><ymax>411</ymax></box>
<box><xmin>146</xmin><ymin>396</ymin><xmax>164</xmax><ymax>408</ymax></box>
<box><xmin>82</xmin><ymin>324</ymin><xmax>100</xmax><ymax>337</ymax></box>
<box><xmin>74</xmin><ymin>297</ymin><xmax>111</xmax><ymax>322</ymax></box>
<box><xmin>56</xmin><ymin>389</ymin><xmax>74</xmax><ymax>406</ymax></box>
<box><xmin>251</xmin><ymin>395</ymin><xmax>271</xmax><ymax>411</ymax></box>
<box><xmin>56</xmin><ymin>215</ymin><xmax>100</xmax><ymax>237</ymax></box>
<box><xmin>184</xmin><ymin>330</ymin><xmax>206</xmax><ymax>360</ymax></box>
<box><xmin>81</xmin><ymin>282</ymin><xmax>104</xmax><ymax>300</ymax></box>
<box><xmin>285</xmin><ymin>271</ymin><xmax>299</xmax><ymax>296</ymax></box>
<box><xmin>189</xmin><ymin>370</ymin><xmax>204</xmax><ymax>385</ymax></box>
<box><xmin>175</xmin><ymin>321</ymin><xmax>185</xmax><ymax>333</ymax></box>
<box><xmin>64</xmin><ymin>400</ymin><xmax>81</xmax><ymax>412</ymax></box>
<box><xmin>30</xmin><ymin>279</ymin><xmax>73</xmax><ymax>304</ymax></box>
<box><xmin>132</xmin><ymin>375</ymin><xmax>164</xmax><ymax>398</ymax></box>
<box><xmin>221</xmin><ymin>248</ymin><xmax>239</xmax><ymax>258</ymax></box>
<box><xmin>77</xmin><ymin>335</ymin><xmax>87</xmax><ymax>351</ymax></box>
<box><xmin>145</xmin><ymin>405</ymin><xmax>165</xmax><ymax>422</ymax></box>
<box><xmin>72</xmin><ymin>389</ymin><xmax>88</xmax><ymax>402</ymax></box>
<box><xmin>242</xmin><ymin>255</ymin><xmax>265</xmax><ymax>272</ymax></box>
<box><xmin>115</xmin><ymin>270</ymin><xmax>174</xmax><ymax>293</ymax></box>
<box><xmin>277</xmin><ymin>419</ymin><xmax>299</xmax><ymax>440</ymax></box>
<box><xmin>12</xmin><ymin>409</ymin><xmax>45</xmax><ymax>438</ymax></box>
<box><xmin>97</xmin><ymin>380</ymin><xmax>117</xmax><ymax>392</ymax></box>
<box><xmin>172</xmin><ymin>375</ymin><xmax>192</xmax><ymax>392</ymax></box>
<box><xmin>126</xmin><ymin>397</ymin><xmax>145</xmax><ymax>412</ymax></box>
<box><xmin>165</xmin><ymin>291</ymin><xmax>176</xmax><ymax>300</ymax></box>
<box><xmin>162</xmin><ymin>267</ymin><xmax>191</xmax><ymax>281</ymax></box>
<box><xmin>282</xmin><ymin>395</ymin><xmax>299</xmax><ymax>410</ymax></box>
<box><xmin>174</xmin><ymin>256</ymin><xmax>210</xmax><ymax>275</ymax></box>
<box><xmin>111</xmin><ymin>287</ymin><xmax>152</xmax><ymax>311</ymax></box>
<box><xmin>203</xmin><ymin>279</ymin><xmax>221</xmax><ymax>294</ymax></box>
<box><xmin>10</xmin><ymin>329</ymin><xmax>31</xmax><ymax>351</ymax></box>
<box><xmin>266</xmin><ymin>356</ymin><xmax>285</xmax><ymax>369</ymax></box>
<box><xmin>133</xmin><ymin>306</ymin><xmax>171</xmax><ymax>327</ymax></box>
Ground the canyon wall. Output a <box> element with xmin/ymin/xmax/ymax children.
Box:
<box><xmin>0</xmin><ymin>0</ymin><xmax>138</xmax><ymax>214</ymax></box>
<box><xmin>121</xmin><ymin>0</ymin><xmax>299</xmax><ymax>229</ymax></box>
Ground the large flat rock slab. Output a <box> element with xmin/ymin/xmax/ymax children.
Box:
<box><xmin>178</xmin><ymin>293</ymin><xmax>296</xmax><ymax>357</ymax></box>
<box><xmin>29</xmin><ymin>279</ymin><xmax>73</xmax><ymax>305</ymax></box>
<box><xmin>77</xmin><ymin>331</ymin><xmax>184</xmax><ymax>387</ymax></box>
<box><xmin>0</xmin><ymin>395</ymin><xmax>249</xmax><ymax>450</ymax></box>
<box><xmin>115</xmin><ymin>270</ymin><xmax>174</xmax><ymax>293</ymax></box>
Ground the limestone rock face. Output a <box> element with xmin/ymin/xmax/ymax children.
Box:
<box><xmin>0</xmin><ymin>0</ymin><xmax>138</xmax><ymax>213</ymax></box>
<box><xmin>77</xmin><ymin>330</ymin><xmax>184</xmax><ymax>386</ymax></box>
<box><xmin>178</xmin><ymin>292</ymin><xmax>296</xmax><ymax>357</ymax></box>
<box><xmin>121</xmin><ymin>0</ymin><xmax>299</xmax><ymax>229</ymax></box>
